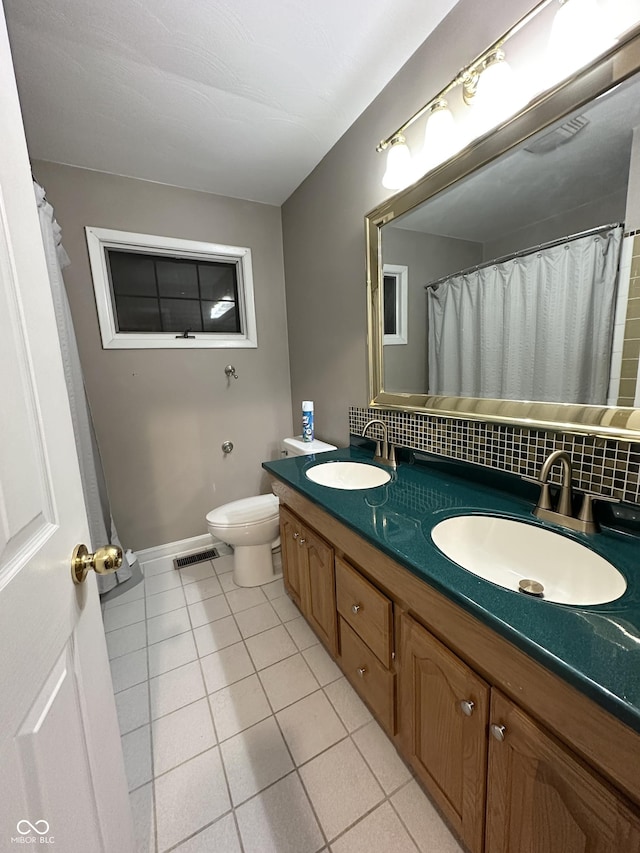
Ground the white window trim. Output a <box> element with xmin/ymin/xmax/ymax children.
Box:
<box><xmin>85</xmin><ymin>227</ymin><xmax>258</xmax><ymax>349</ymax></box>
<box><xmin>383</xmin><ymin>263</ymin><xmax>408</xmax><ymax>346</ymax></box>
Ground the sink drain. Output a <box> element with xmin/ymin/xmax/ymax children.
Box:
<box><xmin>518</xmin><ymin>578</ymin><xmax>545</xmax><ymax>597</ymax></box>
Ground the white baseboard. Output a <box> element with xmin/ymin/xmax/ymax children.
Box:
<box><xmin>136</xmin><ymin>533</ymin><xmax>215</xmax><ymax>563</ymax></box>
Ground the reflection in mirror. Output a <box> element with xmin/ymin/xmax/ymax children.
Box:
<box><xmin>381</xmin><ymin>70</ymin><xmax>640</xmax><ymax>408</ymax></box>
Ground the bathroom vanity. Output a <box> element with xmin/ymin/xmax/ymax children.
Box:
<box><xmin>264</xmin><ymin>447</ymin><xmax>640</xmax><ymax>853</ymax></box>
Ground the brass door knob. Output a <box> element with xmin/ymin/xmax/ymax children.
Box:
<box><xmin>71</xmin><ymin>544</ymin><xmax>123</xmax><ymax>585</ymax></box>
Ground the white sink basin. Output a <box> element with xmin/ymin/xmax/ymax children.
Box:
<box><xmin>305</xmin><ymin>461</ymin><xmax>391</xmax><ymax>490</ymax></box>
<box><xmin>431</xmin><ymin>515</ymin><xmax>626</xmax><ymax>606</ymax></box>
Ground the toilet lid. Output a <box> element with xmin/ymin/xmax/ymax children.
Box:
<box><xmin>206</xmin><ymin>493</ymin><xmax>280</xmax><ymax>527</ymax></box>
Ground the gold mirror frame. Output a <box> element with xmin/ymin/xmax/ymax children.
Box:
<box><xmin>367</xmin><ymin>28</ymin><xmax>640</xmax><ymax>440</ymax></box>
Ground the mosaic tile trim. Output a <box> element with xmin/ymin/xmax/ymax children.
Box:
<box><xmin>617</xmin><ymin>234</ymin><xmax>640</xmax><ymax>407</ymax></box>
<box><xmin>349</xmin><ymin>406</ymin><xmax>640</xmax><ymax>506</ymax></box>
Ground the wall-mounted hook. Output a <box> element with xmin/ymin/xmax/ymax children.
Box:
<box><xmin>222</xmin><ymin>441</ymin><xmax>234</xmax><ymax>454</ymax></box>
<box><xmin>224</xmin><ymin>364</ymin><xmax>239</xmax><ymax>380</ymax></box>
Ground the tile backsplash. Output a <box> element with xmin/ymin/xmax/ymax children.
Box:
<box><xmin>349</xmin><ymin>406</ymin><xmax>640</xmax><ymax>506</ymax></box>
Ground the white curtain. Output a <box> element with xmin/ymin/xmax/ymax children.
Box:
<box><xmin>34</xmin><ymin>181</ymin><xmax>137</xmax><ymax>593</ymax></box>
<box><xmin>427</xmin><ymin>226</ymin><xmax>623</xmax><ymax>404</ymax></box>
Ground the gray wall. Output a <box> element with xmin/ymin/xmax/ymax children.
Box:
<box><xmin>281</xmin><ymin>0</ymin><xmax>540</xmax><ymax>447</ymax></box>
<box><xmin>382</xmin><ymin>228</ymin><xmax>482</xmax><ymax>392</ymax></box>
<box><xmin>35</xmin><ymin>161</ymin><xmax>292</xmax><ymax>550</ymax></box>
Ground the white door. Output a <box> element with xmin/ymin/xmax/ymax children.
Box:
<box><xmin>0</xmin><ymin>5</ymin><xmax>134</xmax><ymax>851</ymax></box>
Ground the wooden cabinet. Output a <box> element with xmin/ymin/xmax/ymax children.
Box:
<box><xmin>279</xmin><ymin>506</ymin><xmax>337</xmax><ymax>655</ymax></box>
<box><xmin>271</xmin><ymin>482</ymin><xmax>640</xmax><ymax>853</ymax></box>
<box><xmin>486</xmin><ymin>691</ymin><xmax>640</xmax><ymax>853</ymax></box>
<box><xmin>399</xmin><ymin>613</ymin><xmax>489</xmax><ymax>853</ymax></box>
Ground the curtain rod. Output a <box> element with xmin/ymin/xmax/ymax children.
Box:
<box><xmin>423</xmin><ymin>222</ymin><xmax>623</xmax><ymax>289</ymax></box>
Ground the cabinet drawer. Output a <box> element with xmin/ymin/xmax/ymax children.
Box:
<box><xmin>336</xmin><ymin>557</ymin><xmax>393</xmax><ymax>667</ymax></box>
<box><xmin>339</xmin><ymin>617</ymin><xmax>395</xmax><ymax>734</ymax></box>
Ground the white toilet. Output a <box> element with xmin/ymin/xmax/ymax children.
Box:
<box><xmin>206</xmin><ymin>436</ymin><xmax>336</xmax><ymax>587</ymax></box>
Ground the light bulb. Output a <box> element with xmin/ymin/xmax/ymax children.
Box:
<box><xmin>382</xmin><ymin>136</ymin><xmax>414</xmax><ymax>190</ymax></box>
<box><xmin>416</xmin><ymin>99</ymin><xmax>460</xmax><ymax>175</ymax></box>
<box><xmin>472</xmin><ymin>50</ymin><xmax>521</xmax><ymax>134</ymax></box>
<box><xmin>547</xmin><ymin>0</ymin><xmax>616</xmax><ymax>85</ymax></box>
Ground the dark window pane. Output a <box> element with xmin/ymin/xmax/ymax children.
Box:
<box><xmin>384</xmin><ymin>274</ymin><xmax>397</xmax><ymax>335</ymax></box>
<box><xmin>202</xmin><ymin>300</ymin><xmax>240</xmax><ymax>333</ymax></box>
<box><xmin>159</xmin><ymin>298</ymin><xmax>204</xmax><ymax>333</ymax></box>
<box><xmin>108</xmin><ymin>250</ymin><xmax>157</xmax><ymax>297</ymax></box>
<box><xmin>156</xmin><ymin>259</ymin><xmax>199</xmax><ymax>299</ymax></box>
<box><xmin>199</xmin><ymin>263</ymin><xmax>238</xmax><ymax>302</ymax></box>
<box><xmin>115</xmin><ymin>295</ymin><xmax>162</xmax><ymax>331</ymax></box>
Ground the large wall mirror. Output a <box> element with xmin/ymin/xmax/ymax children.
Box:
<box><xmin>366</xmin><ymin>29</ymin><xmax>640</xmax><ymax>439</ymax></box>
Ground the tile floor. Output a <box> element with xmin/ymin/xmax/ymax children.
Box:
<box><xmin>103</xmin><ymin>549</ymin><xmax>463</xmax><ymax>853</ymax></box>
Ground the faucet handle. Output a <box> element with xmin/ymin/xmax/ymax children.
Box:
<box><xmin>521</xmin><ymin>475</ymin><xmax>553</xmax><ymax>511</ymax></box>
<box><xmin>577</xmin><ymin>491</ymin><xmax>620</xmax><ymax>523</ymax></box>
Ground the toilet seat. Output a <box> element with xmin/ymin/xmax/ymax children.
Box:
<box><xmin>206</xmin><ymin>494</ymin><xmax>279</xmax><ymax>528</ymax></box>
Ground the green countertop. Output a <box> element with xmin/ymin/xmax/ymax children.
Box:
<box><xmin>263</xmin><ymin>445</ymin><xmax>640</xmax><ymax>734</ymax></box>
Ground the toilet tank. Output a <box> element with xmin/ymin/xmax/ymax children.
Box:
<box><xmin>281</xmin><ymin>436</ymin><xmax>337</xmax><ymax>457</ymax></box>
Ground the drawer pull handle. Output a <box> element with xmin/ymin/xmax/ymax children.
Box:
<box><xmin>292</xmin><ymin>532</ymin><xmax>299</xmax><ymax>540</ymax></box>
<box><xmin>351</xmin><ymin>604</ymin><xmax>361</xmax><ymax>614</ymax></box>
<box><xmin>490</xmin><ymin>724</ymin><xmax>506</xmax><ymax>742</ymax></box>
<box><xmin>459</xmin><ymin>700</ymin><xmax>475</xmax><ymax>717</ymax></box>
<box><xmin>357</xmin><ymin>666</ymin><xmax>367</xmax><ymax>678</ymax></box>
<box><xmin>299</xmin><ymin>538</ymin><xmax>306</xmax><ymax>545</ymax></box>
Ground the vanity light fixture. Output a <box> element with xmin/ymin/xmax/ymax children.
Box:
<box><xmin>377</xmin><ymin>0</ymin><xmax>628</xmax><ymax>190</ymax></box>
<box><xmin>547</xmin><ymin>0</ymin><xmax>616</xmax><ymax>83</ymax></box>
<box><xmin>381</xmin><ymin>134</ymin><xmax>414</xmax><ymax>190</ymax></box>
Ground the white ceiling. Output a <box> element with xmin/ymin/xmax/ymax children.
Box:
<box><xmin>4</xmin><ymin>0</ymin><xmax>459</xmax><ymax>205</ymax></box>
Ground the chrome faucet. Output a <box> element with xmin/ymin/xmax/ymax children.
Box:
<box><xmin>362</xmin><ymin>419</ymin><xmax>397</xmax><ymax>469</ymax></box>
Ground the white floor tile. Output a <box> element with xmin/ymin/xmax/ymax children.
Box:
<box><xmin>209</xmin><ymin>674</ymin><xmax>271</xmax><ymax>741</ymax></box>
<box><xmin>302</xmin><ymin>645</ymin><xmax>342</xmax><ymax>686</ymax></box>
<box><xmin>263</xmin><ymin>578</ymin><xmax>286</xmax><ymax>600</ymax></box>
<box><xmin>391</xmin><ymin>781</ymin><xmax>463</xmax><ymax>853</ymax></box>
<box><xmin>106</xmin><ymin>621</ymin><xmax>147</xmax><ymax>660</ymax></box>
<box><xmin>201</xmin><ymin>642</ymin><xmax>255</xmax><ymax>694</ymax></box>
<box><xmin>245</xmin><ymin>624</ymin><xmax>297</xmax><ymax>670</ymax></box>
<box><xmin>148</xmin><ymin>631</ymin><xmax>198</xmax><ymax>678</ymax></box>
<box><xmin>352</xmin><ymin>720</ymin><xmax>412</xmax><ymax>794</ymax></box>
<box><xmin>172</xmin><ymin>814</ymin><xmax>241</xmax><ymax>853</ymax></box>
<box><xmin>188</xmin><ymin>594</ymin><xmax>231</xmax><ymax>629</ymax></box>
<box><xmin>220</xmin><ymin>717</ymin><xmax>294</xmax><ymax>806</ymax></box>
<box><xmin>141</xmin><ymin>555</ymin><xmax>176</xmax><ymax>577</ymax></box>
<box><xmin>155</xmin><ymin>747</ymin><xmax>231</xmax><ymax>852</ymax></box>
<box><xmin>236</xmin><ymin>771</ymin><xmax>324</xmax><ymax>853</ymax></box>
<box><xmin>145</xmin><ymin>587</ymin><xmax>186</xmax><ymax>619</ymax></box>
<box><xmin>219</xmin><ymin>572</ymin><xmax>241</xmax><ymax>593</ymax></box>
<box><xmin>270</xmin><ymin>594</ymin><xmax>301</xmax><ymax>623</ymax></box>
<box><xmin>324</xmin><ymin>677</ymin><xmax>372</xmax><ymax>732</ymax></box>
<box><xmin>276</xmin><ymin>690</ymin><xmax>346</xmax><ymax>766</ymax></box>
<box><xmin>330</xmin><ymin>802</ymin><xmax>419</xmax><ymax>853</ymax></box>
<box><xmin>212</xmin><ymin>554</ymin><xmax>235</xmax><ymax>575</ymax></box>
<box><xmin>129</xmin><ymin>783</ymin><xmax>155</xmax><ymax>853</ymax></box>
<box><xmin>193</xmin><ymin>615</ymin><xmax>242</xmax><ymax>657</ymax></box>
<box><xmin>110</xmin><ymin>648</ymin><xmax>148</xmax><ymax>694</ymax></box>
<box><xmin>178</xmin><ymin>561</ymin><xmax>215</xmax><ymax>586</ymax></box>
<box><xmin>147</xmin><ymin>607</ymin><xmax>191</xmax><ymax>646</ymax></box>
<box><xmin>299</xmin><ymin>738</ymin><xmax>383</xmax><ymax>841</ymax></box>
<box><xmin>152</xmin><ymin>698</ymin><xmax>216</xmax><ymax>777</ymax></box>
<box><xmin>103</xmin><ymin>582</ymin><xmax>145</xmax><ymax>609</ymax></box>
<box><xmin>103</xmin><ymin>599</ymin><xmax>146</xmax><ymax>632</ymax></box>
<box><xmin>234</xmin><ymin>602</ymin><xmax>280</xmax><ymax>638</ymax></box>
<box><xmin>259</xmin><ymin>654</ymin><xmax>319</xmax><ymax>712</ymax></box>
<box><xmin>121</xmin><ymin>725</ymin><xmax>152</xmax><ymax>791</ymax></box>
<box><xmin>184</xmin><ymin>575</ymin><xmax>223</xmax><ymax>605</ymax></box>
<box><xmin>285</xmin><ymin>616</ymin><xmax>320</xmax><ymax>650</ymax></box>
<box><xmin>144</xmin><ymin>570</ymin><xmax>182</xmax><ymax>598</ymax></box>
<box><xmin>115</xmin><ymin>682</ymin><xmax>150</xmax><ymax>736</ymax></box>
<box><xmin>225</xmin><ymin>586</ymin><xmax>268</xmax><ymax>613</ymax></box>
<box><xmin>150</xmin><ymin>661</ymin><xmax>206</xmax><ymax>720</ymax></box>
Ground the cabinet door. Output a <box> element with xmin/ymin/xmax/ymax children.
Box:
<box><xmin>280</xmin><ymin>507</ymin><xmax>303</xmax><ymax>608</ymax></box>
<box><xmin>302</xmin><ymin>525</ymin><xmax>338</xmax><ymax>656</ymax></box>
<box><xmin>487</xmin><ymin>690</ymin><xmax>640</xmax><ymax>853</ymax></box>
<box><xmin>399</xmin><ymin>614</ymin><xmax>489</xmax><ymax>853</ymax></box>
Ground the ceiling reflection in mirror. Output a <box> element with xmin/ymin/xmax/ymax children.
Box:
<box><xmin>379</xmin><ymin>68</ymin><xmax>640</xmax><ymax>411</ymax></box>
